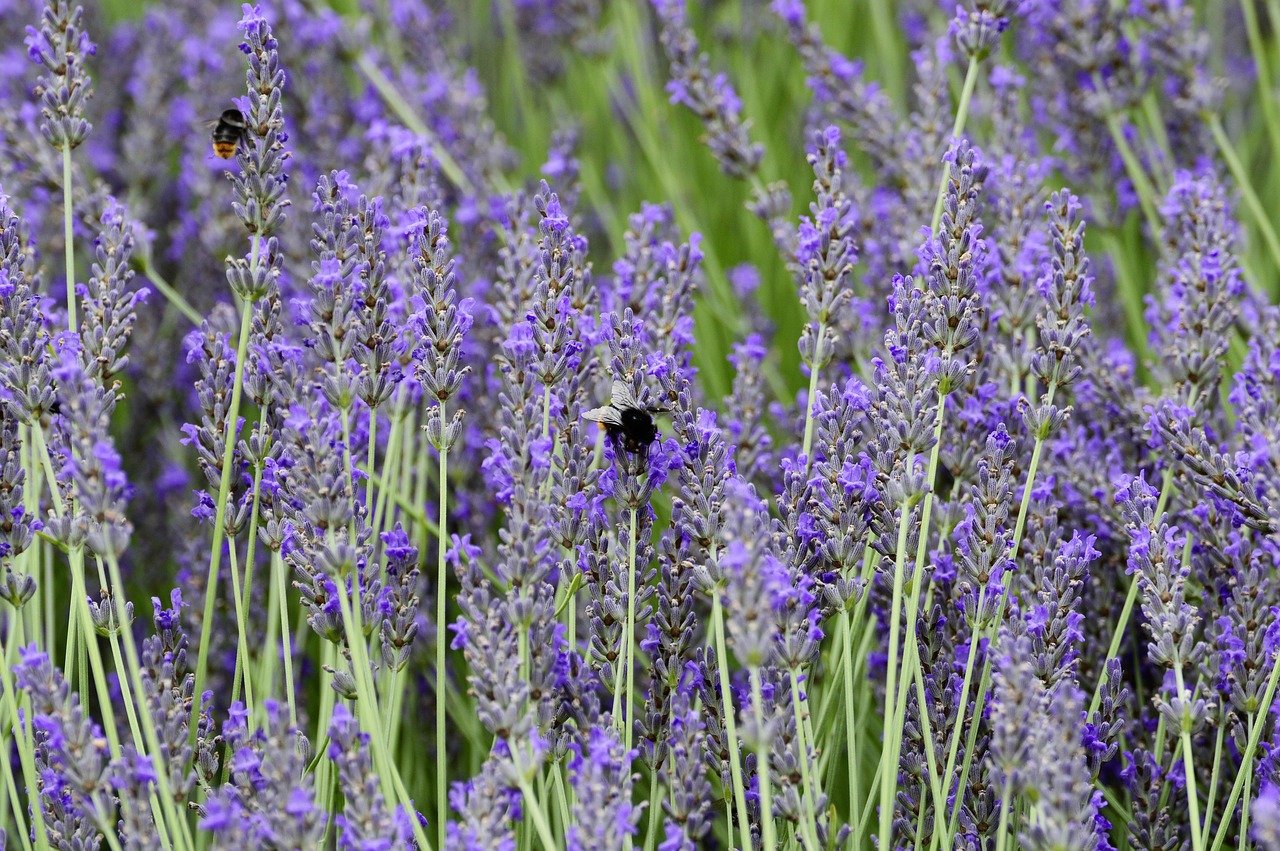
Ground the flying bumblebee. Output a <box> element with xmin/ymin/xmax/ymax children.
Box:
<box><xmin>208</xmin><ymin>108</ymin><xmax>247</xmax><ymax>159</ymax></box>
<box><xmin>582</xmin><ymin>379</ymin><xmax>670</xmax><ymax>454</ymax></box>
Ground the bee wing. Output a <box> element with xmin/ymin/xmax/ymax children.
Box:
<box><xmin>611</xmin><ymin>379</ymin><xmax>639</xmax><ymax>411</ymax></box>
<box><xmin>582</xmin><ymin>405</ymin><xmax>623</xmax><ymax>427</ymax></box>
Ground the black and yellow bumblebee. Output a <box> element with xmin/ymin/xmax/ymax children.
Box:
<box><xmin>208</xmin><ymin>108</ymin><xmax>247</xmax><ymax>159</ymax></box>
<box><xmin>582</xmin><ymin>379</ymin><xmax>670</xmax><ymax>454</ymax></box>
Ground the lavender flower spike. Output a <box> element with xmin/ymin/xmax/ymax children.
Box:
<box><xmin>651</xmin><ymin>0</ymin><xmax>763</xmax><ymax>180</ymax></box>
<box><xmin>25</xmin><ymin>0</ymin><xmax>94</xmax><ymax>151</ymax></box>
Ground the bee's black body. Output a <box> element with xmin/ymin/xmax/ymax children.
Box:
<box><xmin>583</xmin><ymin>379</ymin><xmax>668</xmax><ymax>455</ymax></box>
<box><xmin>210</xmin><ymin>108</ymin><xmax>248</xmax><ymax>159</ymax></box>
<box><xmin>613</xmin><ymin>407</ymin><xmax>660</xmax><ymax>453</ymax></box>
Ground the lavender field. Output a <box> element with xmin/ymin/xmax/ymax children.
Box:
<box><xmin>2</xmin><ymin>0</ymin><xmax>1279</xmax><ymax>849</ymax></box>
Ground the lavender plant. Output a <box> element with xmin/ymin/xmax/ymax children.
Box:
<box><xmin>3</xmin><ymin>1</ymin><xmax>1280</xmax><ymax>850</ymax></box>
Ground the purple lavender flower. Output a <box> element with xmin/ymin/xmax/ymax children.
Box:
<box><xmin>410</xmin><ymin>207</ymin><xmax>472</xmax><ymax>450</ymax></box>
<box><xmin>950</xmin><ymin>1</ymin><xmax>1015</xmax><ymax>60</ymax></box>
<box><xmin>0</xmin><ymin>190</ymin><xmax>58</xmax><ymax>424</ymax></box>
<box><xmin>25</xmin><ymin>0</ymin><xmax>95</xmax><ymax>151</ymax></box>
<box><xmin>0</xmin><ymin>409</ymin><xmax>38</xmax><ymax>606</ymax></box>
<box><xmin>15</xmin><ymin>645</ymin><xmax>114</xmax><ymax>848</ymax></box>
<box><xmin>328</xmin><ymin>704</ymin><xmax>414</xmax><ymax>850</ymax></box>
<box><xmin>446</xmin><ymin>753</ymin><xmax>517</xmax><ymax>851</ymax></box>
<box><xmin>225</xmin><ymin>3</ymin><xmax>290</xmax><ymax>302</ymax></box>
<box><xmin>80</xmin><ymin>197</ymin><xmax>146</xmax><ymax>385</ymax></box>
<box><xmin>566</xmin><ymin>726</ymin><xmax>642</xmax><ymax>851</ymax></box>
<box><xmin>1116</xmin><ymin>472</ymin><xmax>1208</xmax><ymax>733</ymax></box>
<box><xmin>651</xmin><ymin>0</ymin><xmax>763</xmax><ymax>180</ymax></box>
<box><xmin>1256</xmin><ymin>783</ymin><xmax>1280</xmax><ymax>851</ymax></box>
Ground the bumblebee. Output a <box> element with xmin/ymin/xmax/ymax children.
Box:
<box><xmin>209</xmin><ymin>108</ymin><xmax>247</xmax><ymax>159</ymax></box>
<box><xmin>582</xmin><ymin>379</ymin><xmax>670</xmax><ymax>454</ymax></box>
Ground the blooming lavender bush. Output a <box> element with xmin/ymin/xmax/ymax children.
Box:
<box><xmin>2</xmin><ymin>0</ymin><xmax>1280</xmax><ymax>849</ymax></box>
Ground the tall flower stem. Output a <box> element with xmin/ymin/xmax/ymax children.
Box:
<box><xmin>91</xmin><ymin>557</ymin><xmax>142</xmax><ymax>750</ymax></box>
<box><xmin>1</xmin><ymin>616</ymin><xmax>50</xmax><ymax>851</ymax></box>
<box><xmin>749</xmin><ymin>665</ymin><xmax>776</xmax><ymax>851</ymax></box>
<box><xmin>1208</xmin><ymin>644</ymin><xmax>1280</xmax><ymax>851</ymax></box>
<box><xmin>612</xmin><ymin>507</ymin><xmax>639</xmax><ymax>746</ymax></box>
<box><xmin>840</xmin><ymin>610</ymin><xmax>860</xmax><ymax>830</ymax></box>
<box><xmin>625</xmin><ymin>507</ymin><xmax>638</xmax><ymax>753</ymax></box>
<box><xmin>225</xmin><ymin>540</ymin><xmax>255</xmax><ymax>727</ymax></box>
<box><xmin>890</xmin><ymin>391</ymin><xmax>948</xmax><ymax>786</ymax></box>
<box><xmin>788</xmin><ymin>668</ymin><xmax>821</xmax><ymax>850</ymax></box>
<box><xmin>435</xmin><ymin>400</ymin><xmax>450</xmax><ymax>851</ymax></box>
<box><xmin>994</xmin><ymin>774</ymin><xmax>1014</xmax><ymax>851</ymax></box>
<box><xmin>273</xmin><ymin>552</ymin><xmax>298</xmax><ymax>728</ymax></box>
<box><xmin>1240</xmin><ymin>0</ymin><xmax>1280</xmax><ymax>188</ymax></box>
<box><xmin>1173</xmin><ymin>662</ymin><xmax>1205</xmax><ymax>851</ymax></box>
<box><xmin>799</xmin><ymin>325</ymin><xmax>824</xmax><ymax>466</ymax></box>
<box><xmin>191</xmin><ymin>273</ymin><xmax>257</xmax><ymax>748</ymax></box>
<box><xmin>1206</xmin><ymin>112</ymin><xmax>1280</xmax><ymax>286</ymax></box>
<box><xmin>365</xmin><ymin>407</ymin><xmax>379</xmax><ymax>532</ymax></box>
<box><xmin>61</xmin><ymin>148</ymin><xmax>77</xmax><ymax>331</ymax></box>
<box><xmin>370</xmin><ymin>398</ymin><xmax>410</xmax><ymax>548</ymax></box>
<box><xmin>711</xmin><ymin>591</ymin><xmax>752</xmax><ymax>842</ymax></box>
<box><xmin>929</xmin><ymin>56</ymin><xmax>980</xmax><ymax>234</ymax></box>
<box><xmin>942</xmin><ymin>390</ymin><xmax>1054</xmax><ymax>847</ymax></box>
<box><xmin>105</xmin><ymin>552</ymin><xmax>196</xmax><ymax>851</ymax></box>
<box><xmin>878</xmin><ymin>483</ymin><xmax>915</xmax><ymax>849</ymax></box>
<box><xmin>332</xmin><ymin>574</ymin><xmax>434</xmax><ymax>851</ymax></box>
<box><xmin>1095</xmin><ymin>87</ymin><xmax>1162</xmax><ymax>236</ymax></box>
<box><xmin>509</xmin><ymin>747</ymin><xmax>558</xmax><ymax>850</ymax></box>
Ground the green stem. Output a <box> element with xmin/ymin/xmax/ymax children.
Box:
<box><xmin>370</xmin><ymin>396</ymin><xmax>409</xmax><ymax>550</ymax></box>
<box><xmin>908</xmin><ymin>647</ymin><xmax>946</xmax><ymax>844</ymax></box>
<box><xmin>936</xmin><ymin>583</ymin><xmax>983</xmax><ymax>849</ymax></box>
<box><xmin>1244</xmin><ymin>0</ymin><xmax>1280</xmax><ymax>177</ymax></box>
<box><xmin>643</xmin><ymin>769</ymin><xmax>662</xmax><ymax>851</ymax></box>
<box><xmin>0</xmin><ymin>720</ymin><xmax>33</xmax><ymax>851</ymax></box>
<box><xmin>929</xmin><ymin>56</ymin><xmax>981</xmax><ymax>235</ymax></box>
<box><xmin>105</xmin><ymin>553</ymin><xmax>196</xmax><ymax>851</ymax></box>
<box><xmin>435</xmin><ymin>401</ymin><xmax>450</xmax><ymax>851</ymax></box>
<box><xmin>70</xmin><ymin>551</ymin><xmax>120</xmax><ymax>756</ymax></box>
<box><xmin>750</xmin><ymin>666</ymin><xmax>776</xmax><ymax>851</ymax></box>
<box><xmin>350</xmin><ymin>53</ymin><xmax>492</xmax><ymax>196</ymax></box>
<box><xmin>840</xmin><ymin>609</ymin><xmax>860</xmax><ymax>832</ymax></box>
<box><xmin>1087</xmin><ymin>574</ymin><xmax>1141</xmax><ymax>718</ymax></box>
<box><xmin>943</xmin><ymin>403</ymin><xmax>1053</xmax><ymax>846</ymax></box>
<box><xmin>625</xmin><ymin>507</ymin><xmax>638</xmax><ymax>754</ymax></box>
<box><xmin>1173</xmin><ymin>664</ymin><xmax>1205</xmax><ymax>851</ymax></box>
<box><xmin>1208</xmin><ymin>645</ymin><xmax>1280</xmax><ymax>851</ymax></box>
<box><xmin>259</xmin><ymin>540</ymin><xmax>282</xmax><ymax>717</ymax></box>
<box><xmin>191</xmin><ymin>290</ymin><xmax>256</xmax><ymax>749</ymax></box>
<box><xmin>612</xmin><ymin>508</ymin><xmax>639</xmax><ymax>739</ymax></box>
<box><xmin>879</xmin><ymin>490</ymin><xmax>915</xmax><ymax>849</ymax></box>
<box><xmin>1206</xmin><ymin>112</ymin><xmax>1280</xmax><ymax>291</ymax></box>
<box><xmin>799</xmin><ymin>325</ymin><xmax>824</xmax><ymax>467</ymax></box>
<box><xmin>1242</xmin><ymin>740</ymin><xmax>1257</xmax><ymax>851</ymax></box>
<box><xmin>2</xmin><ymin>616</ymin><xmax>49</xmax><ymax>851</ymax></box>
<box><xmin>134</xmin><ymin>257</ymin><xmax>203</xmax><ymax>326</ymax></box>
<box><xmin>333</xmin><ymin>576</ymin><xmax>434</xmax><ymax>851</ymax></box>
<box><xmin>509</xmin><ymin>749</ymin><xmax>558</xmax><ymax>850</ymax></box>
<box><xmin>61</xmin><ymin>147</ymin><xmax>77</xmax><ymax>331</ymax></box>
<box><xmin>92</xmin><ymin>557</ymin><xmax>143</xmax><ymax>751</ymax></box>
<box><xmin>994</xmin><ymin>774</ymin><xmax>1014</xmax><ymax>851</ymax></box>
<box><xmin>225</xmin><ymin>539</ymin><xmax>255</xmax><ymax>729</ymax></box>
<box><xmin>711</xmin><ymin>592</ymin><xmax>752</xmax><ymax>843</ymax></box>
<box><xmin>1202</xmin><ymin>710</ymin><xmax>1227</xmax><ymax>849</ymax></box>
<box><xmin>788</xmin><ymin>668</ymin><xmax>821</xmax><ymax>850</ymax></box>
<box><xmin>273</xmin><ymin>552</ymin><xmax>298</xmax><ymax>728</ymax></box>
<box><xmin>1097</xmin><ymin>95</ymin><xmax>1163</xmax><ymax>236</ymax></box>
